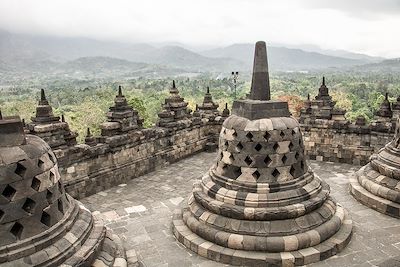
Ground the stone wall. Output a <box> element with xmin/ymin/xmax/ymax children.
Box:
<box><xmin>55</xmin><ymin>122</ymin><xmax>222</xmax><ymax>199</ymax></box>
<box><xmin>301</xmin><ymin>121</ymin><xmax>393</xmax><ymax>166</ymax></box>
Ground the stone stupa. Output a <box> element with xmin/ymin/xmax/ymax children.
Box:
<box><xmin>350</xmin><ymin>116</ymin><xmax>400</xmax><ymax>218</ymax></box>
<box><xmin>0</xmin><ymin>112</ymin><xmax>131</xmax><ymax>266</ymax></box>
<box><xmin>172</xmin><ymin>41</ymin><xmax>352</xmax><ymax>266</ymax></box>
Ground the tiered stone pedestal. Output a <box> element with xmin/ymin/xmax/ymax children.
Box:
<box><xmin>173</xmin><ymin>115</ymin><xmax>352</xmax><ymax>266</ymax></box>
<box><xmin>350</xmin><ymin>123</ymin><xmax>400</xmax><ymax>218</ymax></box>
<box><xmin>0</xmin><ymin>123</ymin><xmax>131</xmax><ymax>266</ymax></box>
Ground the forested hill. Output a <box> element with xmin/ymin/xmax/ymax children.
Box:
<box><xmin>0</xmin><ymin>29</ymin><xmax>387</xmax><ymax>78</ymax></box>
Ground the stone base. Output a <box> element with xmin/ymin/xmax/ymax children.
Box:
<box><xmin>349</xmin><ymin>165</ymin><xmax>400</xmax><ymax>218</ymax></box>
<box><xmin>0</xmin><ymin>197</ymin><xmax>132</xmax><ymax>267</ymax></box>
<box><xmin>172</xmin><ymin>207</ymin><xmax>352</xmax><ymax>266</ymax></box>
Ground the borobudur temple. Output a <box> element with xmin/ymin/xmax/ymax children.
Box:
<box><xmin>350</xmin><ymin>116</ymin><xmax>400</xmax><ymax>218</ymax></box>
<box><xmin>0</xmin><ymin>113</ymin><xmax>130</xmax><ymax>266</ymax></box>
<box><xmin>172</xmin><ymin>41</ymin><xmax>353</xmax><ymax>266</ymax></box>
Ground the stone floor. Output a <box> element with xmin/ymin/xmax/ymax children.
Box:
<box><xmin>80</xmin><ymin>152</ymin><xmax>400</xmax><ymax>267</ymax></box>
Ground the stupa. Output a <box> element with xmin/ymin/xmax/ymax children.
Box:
<box><xmin>172</xmin><ymin>41</ymin><xmax>352</xmax><ymax>266</ymax></box>
<box><xmin>198</xmin><ymin>87</ymin><xmax>219</xmax><ymax>118</ymax></box>
<box><xmin>27</xmin><ymin>89</ymin><xmax>77</xmax><ymax>149</ymax></box>
<box><xmin>0</xmin><ymin>112</ymin><xmax>130</xmax><ymax>266</ymax></box>
<box><xmin>350</xmin><ymin>116</ymin><xmax>400</xmax><ymax>218</ymax></box>
<box><xmin>157</xmin><ymin>80</ymin><xmax>191</xmax><ymax>128</ymax></box>
<box><xmin>100</xmin><ymin>85</ymin><xmax>143</xmax><ymax>136</ymax></box>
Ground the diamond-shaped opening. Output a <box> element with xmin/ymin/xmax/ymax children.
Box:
<box><xmin>272</xmin><ymin>168</ymin><xmax>280</xmax><ymax>178</ymax></box>
<box><xmin>31</xmin><ymin>177</ymin><xmax>41</xmax><ymax>191</ymax></box>
<box><xmin>244</xmin><ymin>156</ymin><xmax>253</xmax><ymax>166</ymax></box>
<box><xmin>229</xmin><ymin>154</ymin><xmax>235</xmax><ymax>163</ymax></box>
<box><xmin>292</xmin><ymin>129</ymin><xmax>296</xmax><ymax>136</ymax></box>
<box><xmin>58</xmin><ymin>181</ymin><xmax>63</xmax><ymax>193</ymax></box>
<box><xmin>273</xmin><ymin>143</ymin><xmax>279</xmax><ymax>152</ymax></box>
<box><xmin>252</xmin><ymin>170</ymin><xmax>260</xmax><ymax>180</ymax></box>
<box><xmin>255</xmin><ymin>143</ymin><xmax>262</xmax><ymax>152</ymax></box>
<box><xmin>46</xmin><ymin>189</ymin><xmax>53</xmax><ymax>203</ymax></box>
<box><xmin>38</xmin><ymin>159</ymin><xmax>45</xmax><ymax>169</ymax></box>
<box><xmin>301</xmin><ymin>161</ymin><xmax>305</xmax><ymax>171</ymax></box>
<box><xmin>15</xmin><ymin>162</ymin><xmax>27</xmax><ymax>178</ymax></box>
<box><xmin>48</xmin><ymin>153</ymin><xmax>55</xmax><ymax>163</ymax></box>
<box><xmin>295</xmin><ymin>152</ymin><xmax>300</xmax><ymax>160</ymax></box>
<box><xmin>263</xmin><ymin>132</ymin><xmax>270</xmax><ymax>141</ymax></box>
<box><xmin>2</xmin><ymin>185</ymin><xmax>16</xmax><ymax>201</ymax></box>
<box><xmin>288</xmin><ymin>142</ymin><xmax>294</xmax><ymax>151</ymax></box>
<box><xmin>10</xmin><ymin>222</ymin><xmax>23</xmax><ymax>239</ymax></box>
<box><xmin>49</xmin><ymin>171</ymin><xmax>55</xmax><ymax>182</ymax></box>
<box><xmin>282</xmin><ymin>155</ymin><xmax>288</xmax><ymax>164</ymax></box>
<box><xmin>280</xmin><ymin>131</ymin><xmax>285</xmax><ymax>138</ymax></box>
<box><xmin>222</xmin><ymin>163</ymin><xmax>228</xmax><ymax>170</ymax></box>
<box><xmin>232</xmin><ymin>130</ymin><xmax>237</xmax><ymax>138</ymax></box>
<box><xmin>0</xmin><ymin>209</ymin><xmax>4</xmax><ymax>221</ymax></box>
<box><xmin>233</xmin><ymin>167</ymin><xmax>242</xmax><ymax>178</ymax></box>
<box><xmin>58</xmin><ymin>199</ymin><xmax>64</xmax><ymax>214</ymax></box>
<box><xmin>290</xmin><ymin>166</ymin><xmax>296</xmax><ymax>176</ymax></box>
<box><xmin>22</xmin><ymin>198</ymin><xmax>36</xmax><ymax>214</ymax></box>
<box><xmin>246</xmin><ymin>132</ymin><xmax>253</xmax><ymax>141</ymax></box>
<box><xmin>224</xmin><ymin>141</ymin><xmax>229</xmax><ymax>149</ymax></box>
<box><xmin>235</xmin><ymin>142</ymin><xmax>243</xmax><ymax>152</ymax></box>
<box><xmin>40</xmin><ymin>211</ymin><xmax>51</xmax><ymax>227</ymax></box>
<box><xmin>264</xmin><ymin>155</ymin><xmax>272</xmax><ymax>166</ymax></box>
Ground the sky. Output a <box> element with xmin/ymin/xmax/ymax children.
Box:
<box><xmin>0</xmin><ymin>0</ymin><xmax>399</xmax><ymax>57</ymax></box>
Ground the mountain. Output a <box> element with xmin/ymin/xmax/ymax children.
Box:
<box><xmin>271</xmin><ymin>43</ymin><xmax>384</xmax><ymax>62</ymax></box>
<box><xmin>0</xmin><ymin>29</ymin><xmax>390</xmax><ymax>79</ymax></box>
<box><xmin>201</xmin><ymin>43</ymin><xmax>370</xmax><ymax>71</ymax></box>
<box><xmin>348</xmin><ymin>58</ymin><xmax>400</xmax><ymax>73</ymax></box>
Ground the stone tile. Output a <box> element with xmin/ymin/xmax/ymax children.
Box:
<box><xmin>80</xmin><ymin>152</ymin><xmax>400</xmax><ymax>267</ymax></box>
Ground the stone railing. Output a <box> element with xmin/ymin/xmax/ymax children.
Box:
<box><xmin>300</xmin><ymin>119</ymin><xmax>394</xmax><ymax>165</ymax></box>
<box><xmin>55</xmin><ymin>119</ymin><xmax>222</xmax><ymax>199</ymax></box>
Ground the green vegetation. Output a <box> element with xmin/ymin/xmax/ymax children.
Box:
<box><xmin>1</xmin><ymin>72</ymin><xmax>400</xmax><ymax>142</ymax></box>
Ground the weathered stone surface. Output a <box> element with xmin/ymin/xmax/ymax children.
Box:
<box><xmin>350</xmin><ymin>116</ymin><xmax>400</xmax><ymax>219</ymax></box>
<box><xmin>173</xmin><ymin>41</ymin><xmax>352</xmax><ymax>266</ymax></box>
<box><xmin>0</xmin><ymin>115</ymin><xmax>133</xmax><ymax>266</ymax></box>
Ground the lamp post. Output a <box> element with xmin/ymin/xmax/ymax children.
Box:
<box><xmin>231</xmin><ymin>71</ymin><xmax>239</xmax><ymax>99</ymax></box>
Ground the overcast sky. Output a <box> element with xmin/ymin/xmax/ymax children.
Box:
<box><xmin>0</xmin><ymin>0</ymin><xmax>399</xmax><ymax>57</ymax></box>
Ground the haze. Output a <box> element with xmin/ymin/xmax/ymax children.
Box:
<box><xmin>0</xmin><ymin>0</ymin><xmax>399</xmax><ymax>57</ymax></box>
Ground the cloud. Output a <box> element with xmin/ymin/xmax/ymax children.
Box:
<box><xmin>0</xmin><ymin>0</ymin><xmax>399</xmax><ymax>57</ymax></box>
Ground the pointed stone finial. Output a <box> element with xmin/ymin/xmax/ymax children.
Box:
<box><xmin>41</xmin><ymin>89</ymin><xmax>46</xmax><ymax>101</ymax></box>
<box><xmin>385</xmin><ymin>92</ymin><xmax>389</xmax><ymax>100</ymax></box>
<box><xmin>307</xmin><ymin>94</ymin><xmax>310</xmax><ymax>100</ymax></box>
<box><xmin>118</xmin><ymin>85</ymin><xmax>123</xmax><ymax>97</ymax></box>
<box><xmin>322</xmin><ymin>76</ymin><xmax>326</xmax><ymax>86</ymax></box>
<box><xmin>61</xmin><ymin>114</ymin><xmax>65</xmax><ymax>122</ymax></box>
<box><xmin>172</xmin><ymin>80</ymin><xmax>176</xmax><ymax>89</ymax></box>
<box><xmin>195</xmin><ymin>104</ymin><xmax>199</xmax><ymax>110</ymax></box>
<box><xmin>86</xmin><ymin>127</ymin><xmax>91</xmax><ymax>137</ymax></box>
<box><xmin>22</xmin><ymin>118</ymin><xmax>25</xmax><ymax>125</ymax></box>
<box><xmin>207</xmin><ymin>87</ymin><xmax>210</xmax><ymax>94</ymax></box>
<box><xmin>249</xmin><ymin>41</ymin><xmax>270</xmax><ymax>101</ymax></box>
<box><xmin>225</xmin><ymin>103</ymin><xmax>228</xmax><ymax>109</ymax></box>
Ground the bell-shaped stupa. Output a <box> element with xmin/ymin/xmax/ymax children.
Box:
<box><xmin>0</xmin><ymin>112</ymin><xmax>130</xmax><ymax>266</ymax></box>
<box><xmin>172</xmin><ymin>41</ymin><xmax>352</xmax><ymax>266</ymax></box>
<box><xmin>350</xmin><ymin>116</ymin><xmax>400</xmax><ymax>218</ymax></box>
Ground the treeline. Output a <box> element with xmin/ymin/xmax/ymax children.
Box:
<box><xmin>1</xmin><ymin>72</ymin><xmax>400</xmax><ymax>142</ymax></box>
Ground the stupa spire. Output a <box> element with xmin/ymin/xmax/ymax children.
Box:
<box><xmin>249</xmin><ymin>41</ymin><xmax>270</xmax><ymax>100</ymax></box>
<box><xmin>41</xmin><ymin>88</ymin><xmax>46</xmax><ymax>101</ymax></box>
<box><xmin>206</xmin><ymin>86</ymin><xmax>210</xmax><ymax>94</ymax></box>
<box><xmin>322</xmin><ymin>76</ymin><xmax>326</xmax><ymax>86</ymax></box>
<box><xmin>86</xmin><ymin>127</ymin><xmax>92</xmax><ymax>137</ymax></box>
<box><xmin>118</xmin><ymin>85</ymin><xmax>123</xmax><ymax>97</ymax></box>
<box><xmin>172</xmin><ymin>80</ymin><xmax>176</xmax><ymax>89</ymax></box>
